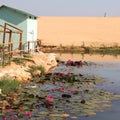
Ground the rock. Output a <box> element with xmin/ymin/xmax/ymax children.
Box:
<box><xmin>0</xmin><ymin>52</ymin><xmax>57</xmax><ymax>81</ymax></box>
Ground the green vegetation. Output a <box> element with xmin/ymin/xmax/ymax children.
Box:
<box><xmin>12</xmin><ymin>57</ymin><xmax>26</xmax><ymax>66</ymax></box>
<box><xmin>0</xmin><ymin>76</ymin><xmax>20</xmax><ymax>94</ymax></box>
<box><xmin>42</xmin><ymin>44</ymin><xmax>120</xmax><ymax>55</ymax></box>
<box><xmin>27</xmin><ymin>65</ymin><xmax>45</xmax><ymax>82</ymax></box>
<box><xmin>0</xmin><ymin>44</ymin><xmax>8</xmax><ymax>51</ymax></box>
<box><xmin>0</xmin><ymin>45</ymin><xmax>10</xmax><ymax>66</ymax></box>
<box><xmin>23</xmin><ymin>54</ymin><xmax>33</xmax><ymax>58</ymax></box>
<box><xmin>92</xmin><ymin>47</ymin><xmax>120</xmax><ymax>54</ymax></box>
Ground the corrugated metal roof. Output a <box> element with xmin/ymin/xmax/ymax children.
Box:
<box><xmin>0</xmin><ymin>5</ymin><xmax>37</xmax><ymax>18</ymax></box>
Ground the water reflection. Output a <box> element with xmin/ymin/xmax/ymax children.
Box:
<box><xmin>56</xmin><ymin>53</ymin><xmax>120</xmax><ymax>62</ymax></box>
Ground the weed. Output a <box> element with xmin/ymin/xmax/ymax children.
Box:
<box><xmin>12</xmin><ymin>57</ymin><xmax>26</xmax><ymax>66</ymax></box>
<box><xmin>0</xmin><ymin>76</ymin><xmax>20</xmax><ymax>94</ymax></box>
<box><xmin>27</xmin><ymin>65</ymin><xmax>45</xmax><ymax>79</ymax></box>
<box><xmin>23</xmin><ymin>54</ymin><xmax>33</xmax><ymax>58</ymax></box>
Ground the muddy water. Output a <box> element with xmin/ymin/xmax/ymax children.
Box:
<box><xmin>56</xmin><ymin>53</ymin><xmax>120</xmax><ymax>93</ymax></box>
<box><xmin>56</xmin><ymin>53</ymin><xmax>120</xmax><ymax>62</ymax></box>
<box><xmin>56</xmin><ymin>53</ymin><xmax>120</xmax><ymax>120</ymax></box>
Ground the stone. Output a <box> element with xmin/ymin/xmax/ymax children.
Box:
<box><xmin>0</xmin><ymin>52</ymin><xmax>57</xmax><ymax>81</ymax></box>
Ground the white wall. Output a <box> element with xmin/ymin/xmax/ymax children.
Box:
<box><xmin>27</xmin><ymin>19</ymin><xmax>37</xmax><ymax>50</ymax></box>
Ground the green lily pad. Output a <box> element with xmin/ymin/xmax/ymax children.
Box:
<box><xmin>39</xmin><ymin>111</ymin><xmax>49</xmax><ymax>115</ymax></box>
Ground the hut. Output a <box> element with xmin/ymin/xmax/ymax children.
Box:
<box><xmin>0</xmin><ymin>5</ymin><xmax>38</xmax><ymax>51</ymax></box>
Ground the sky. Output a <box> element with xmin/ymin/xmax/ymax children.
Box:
<box><xmin>0</xmin><ymin>0</ymin><xmax>120</xmax><ymax>16</ymax></box>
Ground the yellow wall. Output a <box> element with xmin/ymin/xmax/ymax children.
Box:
<box><xmin>38</xmin><ymin>17</ymin><xmax>120</xmax><ymax>46</ymax></box>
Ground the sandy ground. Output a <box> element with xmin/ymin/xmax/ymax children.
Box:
<box><xmin>38</xmin><ymin>17</ymin><xmax>120</xmax><ymax>47</ymax></box>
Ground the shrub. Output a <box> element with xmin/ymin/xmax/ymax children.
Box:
<box><xmin>27</xmin><ymin>65</ymin><xmax>45</xmax><ymax>77</ymax></box>
<box><xmin>0</xmin><ymin>76</ymin><xmax>20</xmax><ymax>94</ymax></box>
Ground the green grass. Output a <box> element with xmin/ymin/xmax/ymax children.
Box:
<box><xmin>26</xmin><ymin>65</ymin><xmax>46</xmax><ymax>82</ymax></box>
<box><xmin>12</xmin><ymin>57</ymin><xmax>26</xmax><ymax>66</ymax></box>
<box><xmin>42</xmin><ymin>44</ymin><xmax>120</xmax><ymax>55</ymax></box>
<box><xmin>23</xmin><ymin>54</ymin><xmax>33</xmax><ymax>58</ymax></box>
<box><xmin>27</xmin><ymin>65</ymin><xmax>45</xmax><ymax>76</ymax></box>
<box><xmin>0</xmin><ymin>76</ymin><xmax>20</xmax><ymax>94</ymax></box>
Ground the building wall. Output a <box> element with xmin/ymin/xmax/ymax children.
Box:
<box><xmin>38</xmin><ymin>17</ymin><xmax>120</xmax><ymax>47</ymax></box>
<box><xmin>27</xmin><ymin>19</ymin><xmax>37</xmax><ymax>41</ymax></box>
<box><xmin>25</xmin><ymin>19</ymin><xmax>37</xmax><ymax>50</ymax></box>
<box><xmin>0</xmin><ymin>7</ymin><xmax>27</xmax><ymax>44</ymax></box>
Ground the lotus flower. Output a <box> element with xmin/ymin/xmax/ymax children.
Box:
<box><xmin>67</xmin><ymin>59</ymin><xmax>73</xmax><ymax>66</ymax></box>
<box><xmin>51</xmin><ymin>88</ymin><xmax>55</xmax><ymax>92</ymax></box>
<box><xmin>19</xmin><ymin>106</ymin><xmax>23</xmax><ymax>111</ymax></box>
<box><xmin>70</xmin><ymin>89</ymin><xmax>75</xmax><ymax>93</ymax></box>
<box><xmin>2</xmin><ymin>117</ymin><xmax>7</xmax><ymax>120</ymax></box>
<box><xmin>47</xmin><ymin>95</ymin><xmax>53</xmax><ymax>99</ymax></box>
<box><xmin>79</xmin><ymin>60</ymin><xmax>83</xmax><ymax>65</ymax></box>
<box><xmin>46</xmin><ymin>95</ymin><xmax>54</xmax><ymax>103</ymax></box>
<box><xmin>13</xmin><ymin>115</ymin><xmax>18</xmax><ymax>119</ymax></box>
<box><xmin>58</xmin><ymin>86</ymin><xmax>65</xmax><ymax>91</ymax></box>
<box><xmin>9</xmin><ymin>108</ymin><xmax>14</xmax><ymax>113</ymax></box>
<box><xmin>25</xmin><ymin>111</ymin><xmax>32</xmax><ymax>117</ymax></box>
<box><xmin>47</xmin><ymin>98</ymin><xmax>53</xmax><ymax>103</ymax></box>
<box><xmin>67</xmin><ymin>72</ymin><xmax>71</xmax><ymax>75</ymax></box>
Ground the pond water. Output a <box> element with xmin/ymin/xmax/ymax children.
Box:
<box><xmin>56</xmin><ymin>53</ymin><xmax>120</xmax><ymax>62</ymax></box>
<box><xmin>0</xmin><ymin>53</ymin><xmax>120</xmax><ymax>120</ymax></box>
<box><xmin>56</xmin><ymin>53</ymin><xmax>120</xmax><ymax>120</ymax></box>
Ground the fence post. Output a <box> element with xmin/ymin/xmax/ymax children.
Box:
<box><xmin>2</xmin><ymin>23</ymin><xmax>7</xmax><ymax>67</ymax></box>
<box><xmin>8</xmin><ymin>30</ymin><xmax>12</xmax><ymax>64</ymax></box>
<box><xmin>28</xmin><ymin>41</ymin><xmax>30</xmax><ymax>53</ymax></box>
<box><xmin>19</xmin><ymin>33</ymin><xmax>22</xmax><ymax>55</ymax></box>
<box><xmin>11</xmin><ymin>42</ymin><xmax>13</xmax><ymax>57</ymax></box>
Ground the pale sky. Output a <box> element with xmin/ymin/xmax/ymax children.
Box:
<box><xmin>0</xmin><ymin>0</ymin><xmax>120</xmax><ymax>16</ymax></box>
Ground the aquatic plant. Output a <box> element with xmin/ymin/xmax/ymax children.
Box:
<box><xmin>39</xmin><ymin>72</ymin><xmax>77</xmax><ymax>83</ymax></box>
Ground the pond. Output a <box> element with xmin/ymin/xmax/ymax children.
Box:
<box><xmin>56</xmin><ymin>53</ymin><xmax>120</xmax><ymax>120</ymax></box>
<box><xmin>0</xmin><ymin>53</ymin><xmax>120</xmax><ymax>120</ymax></box>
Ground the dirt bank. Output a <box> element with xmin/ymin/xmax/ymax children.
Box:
<box><xmin>0</xmin><ymin>52</ymin><xmax>57</xmax><ymax>81</ymax></box>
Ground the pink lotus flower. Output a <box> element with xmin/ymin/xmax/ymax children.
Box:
<box><xmin>25</xmin><ymin>111</ymin><xmax>32</xmax><ymax>117</ymax></box>
<box><xmin>58</xmin><ymin>86</ymin><xmax>65</xmax><ymax>91</ymax></box>
<box><xmin>46</xmin><ymin>95</ymin><xmax>54</xmax><ymax>103</ymax></box>
<box><xmin>70</xmin><ymin>89</ymin><xmax>75</xmax><ymax>93</ymax></box>
<box><xmin>67</xmin><ymin>59</ymin><xmax>73</xmax><ymax>65</ymax></box>
<box><xmin>67</xmin><ymin>72</ymin><xmax>71</xmax><ymax>75</ymax></box>
<box><xmin>9</xmin><ymin>108</ymin><xmax>14</xmax><ymax>113</ymax></box>
<box><xmin>2</xmin><ymin>117</ymin><xmax>7</xmax><ymax>120</ymax></box>
<box><xmin>51</xmin><ymin>88</ymin><xmax>55</xmax><ymax>92</ymax></box>
<box><xmin>79</xmin><ymin>61</ymin><xmax>83</xmax><ymax>65</ymax></box>
<box><xmin>47</xmin><ymin>95</ymin><xmax>53</xmax><ymax>99</ymax></box>
<box><xmin>47</xmin><ymin>98</ymin><xmax>53</xmax><ymax>103</ymax></box>
<box><xmin>13</xmin><ymin>115</ymin><xmax>18</xmax><ymax>119</ymax></box>
<box><xmin>19</xmin><ymin>106</ymin><xmax>23</xmax><ymax>111</ymax></box>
